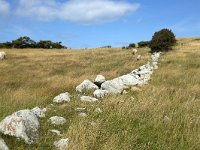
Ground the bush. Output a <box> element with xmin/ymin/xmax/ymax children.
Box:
<box><xmin>150</xmin><ymin>29</ymin><xmax>176</xmax><ymax>52</ymax></box>
<box><xmin>138</xmin><ymin>41</ymin><xmax>150</xmax><ymax>48</ymax></box>
<box><xmin>128</xmin><ymin>43</ymin><xmax>136</xmax><ymax>48</ymax></box>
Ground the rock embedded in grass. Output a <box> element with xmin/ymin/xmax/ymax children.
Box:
<box><xmin>54</xmin><ymin>138</ymin><xmax>69</xmax><ymax>150</ymax></box>
<box><xmin>94</xmin><ymin>75</ymin><xmax>106</xmax><ymax>87</ymax></box>
<box><xmin>80</xmin><ymin>96</ymin><xmax>98</xmax><ymax>102</ymax></box>
<box><xmin>93</xmin><ymin>89</ymin><xmax>109</xmax><ymax>99</ymax></box>
<box><xmin>94</xmin><ymin>108</ymin><xmax>103</xmax><ymax>113</ymax></box>
<box><xmin>0</xmin><ymin>109</ymin><xmax>40</xmax><ymax>144</ymax></box>
<box><xmin>76</xmin><ymin>80</ymin><xmax>99</xmax><ymax>93</ymax></box>
<box><xmin>0</xmin><ymin>138</ymin><xmax>9</xmax><ymax>150</ymax></box>
<box><xmin>49</xmin><ymin>116</ymin><xmax>66</xmax><ymax>125</ymax></box>
<box><xmin>53</xmin><ymin>92</ymin><xmax>71</xmax><ymax>104</ymax></box>
<box><xmin>31</xmin><ymin>107</ymin><xmax>47</xmax><ymax>118</ymax></box>
<box><xmin>79</xmin><ymin>113</ymin><xmax>87</xmax><ymax>117</ymax></box>
<box><xmin>49</xmin><ymin>130</ymin><xmax>62</xmax><ymax>136</ymax></box>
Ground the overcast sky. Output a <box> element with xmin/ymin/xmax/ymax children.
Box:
<box><xmin>0</xmin><ymin>0</ymin><xmax>200</xmax><ymax>48</ymax></box>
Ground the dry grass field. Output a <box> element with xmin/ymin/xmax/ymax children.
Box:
<box><xmin>0</xmin><ymin>38</ymin><xmax>200</xmax><ymax>150</ymax></box>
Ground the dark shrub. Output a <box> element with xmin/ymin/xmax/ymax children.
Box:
<box><xmin>150</xmin><ymin>29</ymin><xmax>176</xmax><ymax>52</ymax></box>
<box><xmin>128</xmin><ymin>43</ymin><xmax>136</xmax><ymax>48</ymax></box>
<box><xmin>138</xmin><ymin>41</ymin><xmax>150</xmax><ymax>48</ymax></box>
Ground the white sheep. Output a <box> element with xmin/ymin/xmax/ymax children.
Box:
<box><xmin>0</xmin><ymin>51</ymin><xmax>6</xmax><ymax>60</ymax></box>
<box><xmin>136</xmin><ymin>55</ymin><xmax>141</xmax><ymax>61</ymax></box>
<box><xmin>132</xmin><ymin>48</ymin><xmax>137</xmax><ymax>55</ymax></box>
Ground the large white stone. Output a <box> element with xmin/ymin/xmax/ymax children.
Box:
<box><xmin>94</xmin><ymin>75</ymin><xmax>106</xmax><ymax>86</ymax></box>
<box><xmin>53</xmin><ymin>92</ymin><xmax>71</xmax><ymax>104</ymax></box>
<box><xmin>118</xmin><ymin>74</ymin><xmax>140</xmax><ymax>86</ymax></box>
<box><xmin>93</xmin><ymin>89</ymin><xmax>109</xmax><ymax>99</ymax></box>
<box><xmin>76</xmin><ymin>80</ymin><xmax>99</xmax><ymax>93</ymax></box>
<box><xmin>49</xmin><ymin>116</ymin><xmax>66</xmax><ymax>125</ymax></box>
<box><xmin>0</xmin><ymin>110</ymin><xmax>40</xmax><ymax>144</ymax></box>
<box><xmin>54</xmin><ymin>138</ymin><xmax>69</xmax><ymax>150</ymax></box>
<box><xmin>0</xmin><ymin>138</ymin><xmax>9</xmax><ymax>150</ymax></box>
<box><xmin>80</xmin><ymin>96</ymin><xmax>98</xmax><ymax>102</ymax></box>
<box><xmin>31</xmin><ymin>107</ymin><xmax>47</xmax><ymax>118</ymax></box>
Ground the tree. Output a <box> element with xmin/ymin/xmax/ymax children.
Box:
<box><xmin>149</xmin><ymin>29</ymin><xmax>176</xmax><ymax>52</ymax></box>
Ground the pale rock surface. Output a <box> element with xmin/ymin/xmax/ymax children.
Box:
<box><xmin>0</xmin><ymin>138</ymin><xmax>9</xmax><ymax>150</ymax></box>
<box><xmin>94</xmin><ymin>108</ymin><xmax>103</xmax><ymax>113</ymax></box>
<box><xmin>49</xmin><ymin>116</ymin><xmax>66</xmax><ymax>125</ymax></box>
<box><xmin>76</xmin><ymin>80</ymin><xmax>99</xmax><ymax>93</ymax></box>
<box><xmin>0</xmin><ymin>110</ymin><xmax>40</xmax><ymax>144</ymax></box>
<box><xmin>53</xmin><ymin>92</ymin><xmax>71</xmax><ymax>104</ymax></box>
<box><xmin>54</xmin><ymin>138</ymin><xmax>69</xmax><ymax>150</ymax></box>
<box><xmin>50</xmin><ymin>130</ymin><xmax>62</xmax><ymax>136</ymax></box>
<box><xmin>79</xmin><ymin>113</ymin><xmax>87</xmax><ymax>117</ymax></box>
<box><xmin>80</xmin><ymin>96</ymin><xmax>98</xmax><ymax>102</ymax></box>
<box><xmin>0</xmin><ymin>52</ymin><xmax>6</xmax><ymax>60</ymax></box>
<box><xmin>93</xmin><ymin>89</ymin><xmax>109</xmax><ymax>99</ymax></box>
<box><xmin>31</xmin><ymin>107</ymin><xmax>47</xmax><ymax>118</ymax></box>
<box><xmin>75</xmin><ymin>107</ymin><xmax>86</xmax><ymax>112</ymax></box>
<box><xmin>94</xmin><ymin>75</ymin><xmax>106</xmax><ymax>86</ymax></box>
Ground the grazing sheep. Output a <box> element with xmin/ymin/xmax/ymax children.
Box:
<box><xmin>132</xmin><ymin>48</ymin><xmax>137</xmax><ymax>55</ymax></box>
<box><xmin>0</xmin><ymin>52</ymin><xmax>6</xmax><ymax>60</ymax></box>
<box><xmin>136</xmin><ymin>55</ymin><xmax>141</xmax><ymax>61</ymax></box>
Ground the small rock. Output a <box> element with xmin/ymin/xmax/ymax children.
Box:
<box><xmin>94</xmin><ymin>75</ymin><xmax>106</xmax><ymax>86</ymax></box>
<box><xmin>53</xmin><ymin>92</ymin><xmax>71</xmax><ymax>104</ymax></box>
<box><xmin>75</xmin><ymin>108</ymin><xmax>86</xmax><ymax>112</ymax></box>
<box><xmin>0</xmin><ymin>109</ymin><xmax>40</xmax><ymax>144</ymax></box>
<box><xmin>0</xmin><ymin>138</ymin><xmax>9</xmax><ymax>150</ymax></box>
<box><xmin>49</xmin><ymin>116</ymin><xmax>66</xmax><ymax>125</ymax></box>
<box><xmin>79</xmin><ymin>113</ymin><xmax>87</xmax><ymax>117</ymax></box>
<box><xmin>94</xmin><ymin>108</ymin><xmax>103</xmax><ymax>113</ymax></box>
<box><xmin>76</xmin><ymin>80</ymin><xmax>99</xmax><ymax>93</ymax></box>
<box><xmin>122</xmin><ymin>90</ymin><xmax>128</xmax><ymax>94</ymax></box>
<box><xmin>80</xmin><ymin>96</ymin><xmax>98</xmax><ymax>102</ymax></box>
<box><xmin>50</xmin><ymin>130</ymin><xmax>62</xmax><ymax>136</ymax></box>
<box><xmin>31</xmin><ymin>107</ymin><xmax>47</xmax><ymax>118</ymax></box>
<box><xmin>136</xmin><ymin>55</ymin><xmax>141</xmax><ymax>61</ymax></box>
<box><xmin>0</xmin><ymin>52</ymin><xmax>6</xmax><ymax>60</ymax></box>
<box><xmin>54</xmin><ymin>138</ymin><xmax>69</xmax><ymax>150</ymax></box>
<box><xmin>93</xmin><ymin>89</ymin><xmax>109</xmax><ymax>99</ymax></box>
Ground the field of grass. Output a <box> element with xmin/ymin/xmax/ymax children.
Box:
<box><xmin>0</xmin><ymin>38</ymin><xmax>199</xmax><ymax>150</ymax></box>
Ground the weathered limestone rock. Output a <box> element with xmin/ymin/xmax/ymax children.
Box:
<box><xmin>54</xmin><ymin>138</ymin><xmax>69</xmax><ymax>150</ymax></box>
<box><xmin>75</xmin><ymin>107</ymin><xmax>86</xmax><ymax>112</ymax></box>
<box><xmin>0</xmin><ymin>138</ymin><xmax>9</xmax><ymax>150</ymax></box>
<box><xmin>76</xmin><ymin>80</ymin><xmax>99</xmax><ymax>93</ymax></box>
<box><xmin>94</xmin><ymin>75</ymin><xmax>106</xmax><ymax>86</ymax></box>
<box><xmin>93</xmin><ymin>89</ymin><xmax>109</xmax><ymax>99</ymax></box>
<box><xmin>0</xmin><ymin>52</ymin><xmax>6</xmax><ymax>60</ymax></box>
<box><xmin>49</xmin><ymin>116</ymin><xmax>66</xmax><ymax>125</ymax></box>
<box><xmin>94</xmin><ymin>108</ymin><xmax>103</xmax><ymax>113</ymax></box>
<box><xmin>79</xmin><ymin>113</ymin><xmax>87</xmax><ymax>117</ymax></box>
<box><xmin>80</xmin><ymin>96</ymin><xmax>98</xmax><ymax>102</ymax></box>
<box><xmin>49</xmin><ymin>130</ymin><xmax>62</xmax><ymax>136</ymax></box>
<box><xmin>53</xmin><ymin>92</ymin><xmax>71</xmax><ymax>104</ymax></box>
<box><xmin>0</xmin><ymin>110</ymin><xmax>40</xmax><ymax>144</ymax></box>
<box><xmin>31</xmin><ymin>107</ymin><xmax>47</xmax><ymax>118</ymax></box>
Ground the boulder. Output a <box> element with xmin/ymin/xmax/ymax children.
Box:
<box><xmin>93</xmin><ymin>89</ymin><xmax>109</xmax><ymax>99</ymax></box>
<box><xmin>0</xmin><ymin>138</ymin><xmax>9</xmax><ymax>150</ymax></box>
<box><xmin>31</xmin><ymin>107</ymin><xmax>47</xmax><ymax>118</ymax></box>
<box><xmin>76</xmin><ymin>80</ymin><xmax>99</xmax><ymax>93</ymax></box>
<box><xmin>49</xmin><ymin>116</ymin><xmax>66</xmax><ymax>125</ymax></box>
<box><xmin>0</xmin><ymin>110</ymin><xmax>40</xmax><ymax>144</ymax></box>
<box><xmin>54</xmin><ymin>138</ymin><xmax>69</xmax><ymax>150</ymax></box>
<box><xmin>53</xmin><ymin>92</ymin><xmax>71</xmax><ymax>104</ymax></box>
<box><xmin>80</xmin><ymin>96</ymin><xmax>98</xmax><ymax>102</ymax></box>
<box><xmin>94</xmin><ymin>75</ymin><xmax>106</xmax><ymax>86</ymax></box>
<box><xmin>118</xmin><ymin>74</ymin><xmax>140</xmax><ymax>86</ymax></box>
<box><xmin>101</xmin><ymin>78</ymin><xmax>126</xmax><ymax>94</ymax></box>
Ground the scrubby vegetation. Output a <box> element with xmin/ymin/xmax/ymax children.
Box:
<box><xmin>0</xmin><ymin>36</ymin><xmax>66</xmax><ymax>49</ymax></box>
<box><xmin>138</xmin><ymin>41</ymin><xmax>150</xmax><ymax>48</ymax></box>
<box><xmin>150</xmin><ymin>29</ymin><xmax>176</xmax><ymax>52</ymax></box>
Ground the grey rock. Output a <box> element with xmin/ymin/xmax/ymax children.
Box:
<box><xmin>79</xmin><ymin>113</ymin><xmax>87</xmax><ymax>117</ymax></box>
<box><xmin>0</xmin><ymin>110</ymin><xmax>40</xmax><ymax>144</ymax></box>
<box><xmin>0</xmin><ymin>138</ymin><xmax>9</xmax><ymax>150</ymax></box>
<box><xmin>94</xmin><ymin>75</ymin><xmax>106</xmax><ymax>86</ymax></box>
<box><xmin>49</xmin><ymin>116</ymin><xmax>66</xmax><ymax>125</ymax></box>
<box><xmin>93</xmin><ymin>89</ymin><xmax>109</xmax><ymax>99</ymax></box>
<box><xmin>80</xmin><ymin>96</ymin><xmax>98</xmax><ymax>102</ymax></box>
<box><xmin>53</xmin><ymin>92</ymin><xmax>71</xmax><ymax>104</ymax></box>
<box><xmin>31</xmin><ymin>107</ymin><xmax>47</xmax><ymax>118</ymax></box>
<box><xmin>49</xmin><ymin>130</ymin><xmax>62</xmax><ymax>136</ymax></box>
<box><xmin>94</xmin><ymin>108</ymin><xmax>103</xmax><ymax>113</ymax></box>
<box><xmin>76</xmin><ymin>80</ymin><xmax>99</xmax><ymax>93</ymax></box>
<box><xmin>54</xmin><ymin>138</ymin><xmax>69</xmax><ymax>150</ymax></box>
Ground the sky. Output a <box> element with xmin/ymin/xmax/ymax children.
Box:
<box><xmin>0</xmin><ymin>0</ymin><xmax>200</xmax><ymax>48</ymax></box>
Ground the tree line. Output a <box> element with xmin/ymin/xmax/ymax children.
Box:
<box><xmin>0</xmin><ymin>37</ymin><xmax>66</xmax><ymax>49</ymax></box>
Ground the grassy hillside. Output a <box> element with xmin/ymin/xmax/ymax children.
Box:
<box><xmin>0</xmin><ymin>38</ymin><xmax>199</xmax><ymax>149</ymax></box>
